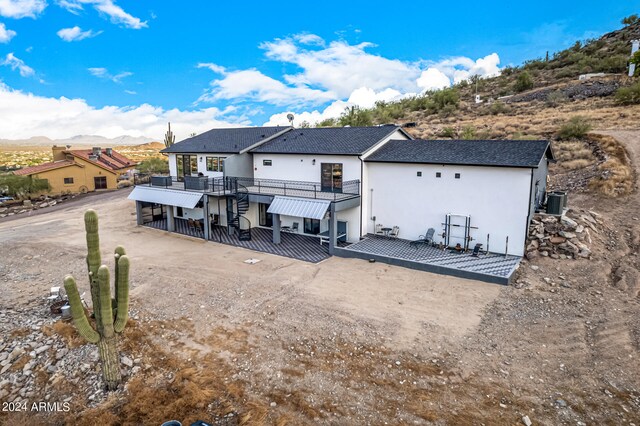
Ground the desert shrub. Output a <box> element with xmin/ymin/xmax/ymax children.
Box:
<box><xmin>513</xmin><ymin>71</ymin><xmax>534</xmax><ymax>93</ymax></box>
<box><xmin>489</xmin><ymin>101</ymin><xmax>509</xmax><ymax>115</ymax></box>
<box><xmin>460</xmin><ymin>126</ymin><xmax>476</xmax><ymax>140</ymax></box>
<box><xmin>137</xmin><ymin>157</ymin><xmax>169</xmax><ymax>174</ymax></box>
<box><xmin>338</xmin><ymin>106</ymin><xmax>373</xmax><ymax>127</ymax></box>
<box><xmin>512</xmin><ymin>132</ymin><xmax>540</xmax><ymax>140</ymax></box>
<box><xmin>594</xmin><ymin>55</ymin><xmax>628</xmax><ymax>73</ymax></box>
<box><xmin>557</xmin><ymin>116</ymin><xmax>592</xmax><ymax>140</ymax></box>
<box><xmin>430</xmin><ymin>88</ymin><xmax>460</xmax><ymax>111</ymax></box>
<box><xmin>555</xmin><ymin>67</ymin><xmax>578</xmax><ymax>79</ymax></box>
<box><xmin>546</xmin><ymin>91</ymin><xmax>567</xmax><ymax>107</ymax></box>
<box><xmin>439</xmin><ymin>127</ymin><xmax>456</xmax><ymax>138</ymax></box>
<box><xmin>615</xmin><ymin>82</ymin><xmax>640</xmax><ymax>105</ymax></box>
<box><xmin>523</xmin><ymin>58</ymin><xmax>546</xmax><ymax>70</ymax></box>
<box><xmin>0</xmin><ymin>174</ymin><xmax>51</xmax><ymax>199</ymax></box>
<box><xmin>562</xmin><ymin>159</ymin><xmax>592</xmax><ymax>170</ymax></box>
<box><xmin>501</xmin><ymin>65</ymin><xmax>517</xmax><ymax>76</ymax></box>
<box><xmin>317</xmin><ymin>118</ymin><xmax>337</xmax><ymax>127</ymax></box>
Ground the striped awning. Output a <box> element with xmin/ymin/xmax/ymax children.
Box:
<box><xmin>128</xmin><ymin>186</ymin><xmax>202</xmax><ymax>209</ymax></box>
<box><xmin>267</xmin><ymin>196</ymin><xmax>330</xmax><ymax>220</ymax></box>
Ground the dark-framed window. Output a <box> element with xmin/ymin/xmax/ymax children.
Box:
<box><xmin>436</xmin><ymin>172</ymin><xmax>442</xmax><ymax>178</ymax></box>
<box><xmin>321</xmin><ymin>163</ymin><xmax>343</xmax><ymax>192</ymax></box>
<box><xmin>455</xmin><ymin>173</ymin><xmax>461</xmax><ymax>179</ymax></box>
<box><xmin>263</xmin><ymin>159</ymin><xmax>272</xmax><ymax>166</ymax></box>
<box><xmin>304</xmin><ymin>218</ymin><xmax>320</xmax><ymax>235</ymax></box>
<box><xmin>63</xmin><ymin>177</ymin><xmax>74</xmax><ymax>184</ymax></box>
<box><xmin>176</xmin><ymin>207</ymin><xmax>184</xmax><ymax>217</ymax></box>
<box><xmin>258</xmin><ymin>203</ymin><xmax>273</xmax><ymax>227</ymax></box>
<box><xmin>177</xmin><ymin>154</ymin><xmax>198</xmax><ymax>179</ymax></box>
<box><xmin>206</xmin><ymin>156</ymin><xmax>226</xmax><ymax>172</ymax></box>
<box><xmin>416</xmin><ymin>171</ymin><xmax>422</xmax><ymax>177</ymax></box>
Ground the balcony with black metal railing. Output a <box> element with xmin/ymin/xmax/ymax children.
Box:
<box><xmin>133</xmin><ymin>174</ymin><xmax>360</xmax><ymax>201</ymax></box>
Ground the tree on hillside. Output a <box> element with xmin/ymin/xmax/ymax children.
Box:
<box><xmin>622</xmin><ymin>14</ymin><xmax>639</xmax><ymax>26</ymax></box>
<box><xmin>0</xmin><ymin>174</ymin><xmax>50</xmax><ymax>199</ymax></box>
<box><xmin>338</xmin><ymin>106</ymin><xmax>373</xmax><ymax>127</ymax></box>
<box><xmin>514</xmin><ymin>71</ymin><xmax>534</xmax><ymax>93</ymax></box>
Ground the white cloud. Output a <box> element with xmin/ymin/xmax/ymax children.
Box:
<box><xmin>56</xmin><ymin>26</ymin><xmax>101</xmax><ymax>41</ymax></box>
<box><xmin>197</xmin><ymin>62</ymin><xmax>226</xmax><ymax>74</ymax></box>
<box><xmin>431</xmin><ymin>53</ymin><xmax>501</xmax><ymax>84</ymax></box>
<box><xmin>2</xmin><ymin>52</ymin><xmax>34</xmax><ymax>77</ymax></box>
<box><xmin>0</xmin><ymin>22</ymin><xmax>16</xmax><ymax>42</ymax></box>
<box><xmin>416</xmin><ymin>68</ymin><xmax>451</xmax><ymax>91</ymax></box>
<box><xmin>198</xmin><ymin>68</ymin><xmax>336</xmax><ymax>107</ymax></box>
<box><xmin>55</xmin><ymin>0</ymin><xmax>147</xmax><ymax>29</ymax></box>
<box><xmin>0</xmin><ymin>82</ymin><xmax>245</xmax><ymax>139</ymax></box>
<box><xmin>88</xmin><ymin>67</ymin><xmax>132</xmax><ymax>83</ymax></box>
<box><xmin>0</xmin><ymin>0</ymin><xmax>46</xmax><ymax>18</ymax></box>
<box><xmin>124</xmin><ymin>89</ymin><xmax>136</xmax><ymax>95</ymax></box>
<box><xmin>260</xmin><ymin>37</ymin><xmax>420</xmax><ymax>98</ymax></box>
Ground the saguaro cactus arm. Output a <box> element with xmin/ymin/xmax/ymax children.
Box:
<box><xmin>97</xmin><ymin>266</ymin><xmax>115</xmax><ymax>339</ymax></box>
<box><xmin>63</xmin><ymin>275</ymin><xmax>100</xmax><ymax>344</ymax></box>
<box><xmin>113</xmin><ymin>255</ymin><xmax>130</xmax><ymax>333</ymax></box>
<box><xmin>85</xmin><ymin>209</ymin><xmax>103</xmax><ymax>331</ymax></box>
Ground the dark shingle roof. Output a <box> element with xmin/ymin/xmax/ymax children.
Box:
<box><xmin>365</xmin><ymin>139</ymin><xmax>553</xmax><ymax>168</ymax></box>
<box><xmin>251</xmin><ymin>126</ymin><xmax>405</xmax><ymax>156</ymax></box>
<box><xmin>161</xmin><ymin>126</ymin><xmax>289</xmax><ymax>154</ymax></box>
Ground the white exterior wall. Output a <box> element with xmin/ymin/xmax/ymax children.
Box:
<box><xmin>336</xmin><ymin>206</ymin><xmax>360</xmax><ymax>242</ymax></box>
<box><xmin>168</xmin><ymin>153</ymin><xmax>177</xmax><ymax>177</ymax></box>
<box><xmin>366</xmin><ymin>163</ymin><xmax>532</xmax><ymax>256</ymax></box>
<box><xmin>252</xmin><ymin>153</ymin><xmax>361</xmax><ymax>182</ymax></box>
<box><xmin>172</xmin><ymin>205</ymin><xmax>204</xmax><ymax>220</ymax></box>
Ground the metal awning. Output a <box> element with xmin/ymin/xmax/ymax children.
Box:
<box><xmin>128</xmin><ymin>186</ymin><xmax>203</xmax><ymax>209</ymax></box>
<box><xmin>267</xmin><ymin>196</ymin><xmax>330</xmax><ymax>220</ymax></box>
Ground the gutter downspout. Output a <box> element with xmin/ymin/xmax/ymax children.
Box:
<box><xmin>358</xmin><ymin>155</ymin><xmax>364</xmax><ymax>239</ymax></box>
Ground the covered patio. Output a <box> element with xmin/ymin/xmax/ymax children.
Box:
<box><xmin>141</xmin><ymin>219</ymin><xmax>347</xmax><ymax>263</ymax></box>
<box><xmin>336</xmin><ymin>234</ymin><xmax>521</xmax><ymax>284</ymax></box>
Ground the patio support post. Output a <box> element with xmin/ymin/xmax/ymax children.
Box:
<box><xmin>135</xmin><ymin>201</ymin><xmax>143</xmax><ymax>225</ymax></box>
<box><xmin>166</xmin><ymin>205</ymin><xmax>175</xmax><ymax>232</ymax></box>
<box><xmin>202</xmin><ymin>196</ymin><xmax>210</xmax><ymax>240</ymax></box>
<box><xmin>329</xmin><ymin>203</ymin><xmax>337</xmax><ymax>255</ymax></box>
<box><xmin>272</xmin><ymin>213</ymin><xmax>281</xmax><ymax>244</ymax></box>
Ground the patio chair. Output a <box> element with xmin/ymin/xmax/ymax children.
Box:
<box><xmin>410</xmin><ymin>228</ymin><xmax>435</xmax><ymax>247</ymax></box>
<box><xmin>194</xmin><ymin>220</ymin><xmax>203</xmax><ymax>235</ymax></box>
<box><xmin>375</xmin><ymin>224</ymin><xmax>385</xmax><ymax>235</ymax></box>
<box><xmin>291</xmin><ymin>222</ymin><xmax>299</xmax><ymax>233</ymax></box>
<box><xmin>471</xmin><ymin>243</ymin><xmax>483</xmax><ymax>257</ymax></box>
<box><xmin>188</xmin><ymin>218</ymin><xmax>195</xmax><ymax>230</ymax></box>
<box><xmin>390</xmin><ymin>226</ymin><xmax>399</xmax><ymax>238</ymax></box>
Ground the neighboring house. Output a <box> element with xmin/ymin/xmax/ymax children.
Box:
<box><xmin>14</xmin><ymin>146</ymin><xmax>137</xmax><ymax>195</ymax></box>
<box><xmin>128</xmin><ymin>125</ymin><xmax>553</xmax><ymax>279</ymax></box>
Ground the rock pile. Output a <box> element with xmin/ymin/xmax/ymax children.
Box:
<box><xmin>0</xmin><ymin>194</ymin><xmax>77</xmax><ymax>218</ymax></box>
<box><xmin>526</xmin><ymin>209</ymin><xmax>602</xmax><ymax>260</ymax></box>
<box><xmin>507</xmin><ymin>80</ymin><xmax>620</xmax><ymax>103</ymax></box>
<box><xmin>0</xmin><ymin>299</ymin><xmax>140</xmax><ymax>408</ymax></box>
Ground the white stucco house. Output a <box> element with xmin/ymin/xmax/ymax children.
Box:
<box><xmin>128</xmin><ymin>125</ymin><xmax>553</xmax><ymax>282</ymax></box>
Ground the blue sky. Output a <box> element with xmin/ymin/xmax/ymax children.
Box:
<box><xmin>0</xmin><ymin>0</ymin><xmax>638</xmax><ymax>140</ymax></box>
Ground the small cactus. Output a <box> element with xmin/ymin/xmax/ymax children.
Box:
<box><xmin>164</xmin><ymin>122</ymin><xmax>175</xmax><ymax>148</ymax></box>
<box><xmin>64</xmin><ymin>210</ymin><xmax>130</xmax><ymax>391</ymax></box>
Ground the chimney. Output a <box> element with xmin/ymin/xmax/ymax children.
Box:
<box><xmin>52</xmin><ymin>145</ymin><xmax>66</xmax><ymax>161</ymax></box>
<box><xmin>105</xmin><ymin>147</ymin><xmax>113</xmax><ymax>157</ymax></box>
<box><xmin>92</xmin><ymin>147</ymin><xmax>101</xmax><ymax>157</ymax></box>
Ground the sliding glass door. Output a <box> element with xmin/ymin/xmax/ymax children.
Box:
<box><xmin>321</xmin><ymin>163</ymin><xmax>343</xmax><ymax>193</ymax></box>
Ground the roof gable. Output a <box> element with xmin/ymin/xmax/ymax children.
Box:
<box><xmin>161</xmin><ymin>126</ymin><xmax>290</xmax><ymax>154</ymax></box>
<box><xmin>365</xmin><ymin>139</ymin><xmax>553</xmax><ymax>168</ymax></box>
<box><xmin>251</xmin><ymin>126</ymin><xmax>404</xmax><ymax>156</ymax></box>
<box><xmin>13</xmin><ymin>160</ymin><xmax>82</xmax><ymax>176</ymax></box>
<box><xmin>69</xmin><ymin>149</ymin><xmax>135</xmax><ymax>173</ymax></box>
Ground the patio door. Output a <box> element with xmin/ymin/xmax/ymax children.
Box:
<box><xmin>321</xmin><ymin>163</ymin><xmax>343</xmax><ymax>193</ymax></box>
<box><xmin>258</xmin><ymin>203</ymin><xmax>273</xmax><ymax>227</ymax></box>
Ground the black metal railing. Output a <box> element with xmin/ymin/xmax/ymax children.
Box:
<box><xmin>133</xmin><ymin>174</ymin><xmax>360</xmax><ymax>200</ymax></box>
<box><xmin>232</xmin><ymin>177</ymin><xmax>360</xmax><ymax>200</ymax></box>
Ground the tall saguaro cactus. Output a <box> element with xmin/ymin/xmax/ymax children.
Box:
<box><xmin>64</xmin><ymin>209</ymin><xmax>130</xmax><ymax>391</ymax></box>
<box><xmin>164</xmin><ymin>122</ymin><xmax>175</xmax><ymax>148</ymax></box>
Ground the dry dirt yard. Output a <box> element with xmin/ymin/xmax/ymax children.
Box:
<box><xmin>1</xmin><ymin>133</ymin><xmax>639</xmax><ymax>425</ymax></box>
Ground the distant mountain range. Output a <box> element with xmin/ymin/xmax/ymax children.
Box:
<box><xmin>0</xmin><ymin>135</ymin><xmax>155</xmax><ymax>147</ymax></box>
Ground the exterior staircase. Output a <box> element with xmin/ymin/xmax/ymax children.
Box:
<box><xmin>226</xmin><ymin>178</ymin><xmax>251</xmax><ymax>241</ymax></box>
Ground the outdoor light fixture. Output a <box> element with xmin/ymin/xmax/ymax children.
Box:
<box><xmin>312</xmin><ymin>159</ymin><xmax>316</xmax><ymax>165</ymax></box>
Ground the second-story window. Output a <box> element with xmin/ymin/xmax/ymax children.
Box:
<box><xmin>263</xmin><ymin>159</ymin><xmax>272</xmax><ymax>166</ymax></box>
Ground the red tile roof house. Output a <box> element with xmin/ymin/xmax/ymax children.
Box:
<box><xmin>14</xmin><ymin>146</ymin><xmax>137</xmax><ymax>195</ymax></box>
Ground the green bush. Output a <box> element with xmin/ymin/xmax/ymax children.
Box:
<box><xmin>557</xmin><ymin>116</ymin><xmax>592</xmax><ymax>140</ymax></box>
<box><xmin>490</xmin><ymin>101</ymin><xmax>509</xmax><ymax>115</ymax></box>
<box><xmin>317</xmin><ymin>118</ymin><xmax>337</xmax><ymax>127</ymax></box>
<box><xmin>0</xmin><ymin>174</ymin><xmax>51</xmax><ymax>199</ymax></box>
<box><xmin>430</xmin><ymin>88</ymin><xmax>460</xmax><ymax>112</ymax></box>
<box><xmin>513</xmin><ymin>71</ymin><xmax>534</xmax><ymax>93</ymax></box>
<box><xmin>615</xmin><ymin>82</ymin><xmax>640</xmax><ymax>105</ymax></box>
<box><xmin>137</xmin><ymin>157</ymin><xmax>169</xmax><ymax>174</ymax></box>
<box><xmin>338</xmin><ymin>106</ymin><xmax>373</xmax><ymax>127</ymax></box>
<box><xmin>439</xmin><ymin>127</ymin><xmax>456</xmax><ymax>138</ymax></box>
<box><xmin>461</xmin><ymin>126</ymin><xmax>476</xmax><ymax>140</ymax></box>
<box><xmin>546</xmin><ymin>91</ymin><xmax>567</xmax><ymax>107</ymax></box>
